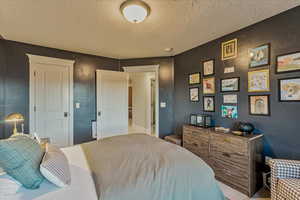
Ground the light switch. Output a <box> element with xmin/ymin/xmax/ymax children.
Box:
<box><xmin>75</xmin><ymin>103</ymin><xmax>80</xmax><ymax>109</ymax></box>
<box><xmin>160</xmin><ymin>102</ymin><xmax>167</xmax><ymax>108</ymax></box>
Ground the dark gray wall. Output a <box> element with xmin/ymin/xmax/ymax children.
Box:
<box><xmin>0</xmin><ymin>40</ymin><xmax>120</xmax><ymax>144</ymax></box>
<box><xmin>0</xmin><ymin>40</ymin><xmax>175</xmax><ymax>142</ymax></box>
<box><xmin>174</xmin><ymin>6</ymin><xmax>300</xmax><ymax>159</ymax></box>
<box><xmin>121</xmin><ymin>57</ymin><xmax>174</xmax><ymax>138</ymax></box>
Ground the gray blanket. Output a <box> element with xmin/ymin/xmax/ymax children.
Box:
<box><xmin>81</xmin><ymin>134</ymin><xmax>225</xmax><ymax>200</ymax></box>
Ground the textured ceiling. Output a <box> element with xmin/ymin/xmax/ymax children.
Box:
<box><xmin>0</xmin><ymin>0</ymin><xmax>299</xmax><ymax>59</ymax></box>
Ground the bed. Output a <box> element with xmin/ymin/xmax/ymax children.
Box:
<box><xmin>1</xmin><ymin>134</ymin><xmax>225</xmax><ymax>200</ymax></box>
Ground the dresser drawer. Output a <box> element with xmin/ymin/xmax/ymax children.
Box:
<box><xmin>212</xmin><ymin>159</ymin><xmax>249</xmax><ymax>192</ymax></box>
<box><xmin>183</xmin><ymin>126</ymin><xmax>209</xmax><ymax>163</ymax></box>
<box><xmin>210</xmin><ymin>133</ymin><xmax>249</xmax><ymax>155</ymax></box>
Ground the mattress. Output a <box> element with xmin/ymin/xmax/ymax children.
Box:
<box><xmin>0</xmin><ymin>145</ymin><xmax>98</xmax><ymax>200</ymax></box>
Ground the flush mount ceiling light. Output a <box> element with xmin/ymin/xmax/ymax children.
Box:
<box><xmin>120</xmin><ymin>0</ymin><xmax>151</xmax><ymax>23</ymax></box>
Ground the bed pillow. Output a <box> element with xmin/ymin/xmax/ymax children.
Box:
<box><xmin>40</xmin><ymin>144</ymin><xmax>71</xmax><ymax>187</ymax></box>
<box><xmin>0</xmin><ymin>135</ymin><xmax>45</xmax><ymax>189</ymax></box>
<box><xmin>0</xmin><ymin>173</ymin><xmax>22</xmax><ymax>197</ymax></box>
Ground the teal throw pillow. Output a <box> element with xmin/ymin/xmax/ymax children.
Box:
<box><xmin>0</xmin><ymin>135</ymin><xmax>45</xmax><ymax>189</ymax></box>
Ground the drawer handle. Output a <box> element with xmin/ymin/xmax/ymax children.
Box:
<box><xmin>223</xmin><ymin>138</ymin><xmax>230</xmax><ymax>143</ymax></box>
<box><xmin>222</xmin><ymin>153</ymin><xmax>231</xmax><ymax>158</ymax></box>
<box><xmin>192</xmin><ymin>143</ymin><xmax>198</xmax><ymax>147</ymax></box>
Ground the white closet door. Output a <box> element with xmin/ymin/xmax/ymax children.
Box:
<box><xmin>34</xmin><ymin>63</ymin><xmax>70</xmax><ymax>147</ymax></box>
<box><xmin>96</xmin><ymin>70</ymin><xmax>128</xmax><ymax>139</ymax></box>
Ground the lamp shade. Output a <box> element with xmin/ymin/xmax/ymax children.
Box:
<box><xmin>5</xmin><ymin>113</ymin><xmax>24</xmax><ymax>122</ymax></box>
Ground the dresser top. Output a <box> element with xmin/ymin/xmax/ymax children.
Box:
<box><xmin>183</xmin><ymin>124</ymin><xmax>263</xmax><ymax>141</ymax></box>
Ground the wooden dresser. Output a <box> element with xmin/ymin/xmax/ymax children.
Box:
<box><xmin>183</xmin><ymin>125</ymin><xmax>263</xmax><ymax>197</ymax></box>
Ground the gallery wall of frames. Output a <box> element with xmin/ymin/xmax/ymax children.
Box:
<box><xmin>174</xmin><ymin>6</ymin><xmax>300</xmax><ymax>159</ymax></box>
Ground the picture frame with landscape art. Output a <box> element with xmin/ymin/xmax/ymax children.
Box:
<box><xmin>203</xmin><ymin>77</ymin><xmax>215</xmax><ymax>94</ymax></box>
<box><xmin>276</xmin><ymin>51</ymin><xmax>300</xmax><ymax>73</ymax></box>
<box><xmin>221</xmin><ymin>77</ymin><xmax>240</xmax><ymax>92</ymax></box>
<box><xmin>249</xmin><ymin>95</ymin><xmax>270</xmax><ymax>116</ymax></box>
<box><xmin>249</xmin><ymin>43</ymin><xmax>270</xmax><ymax>68</ymax></box>
<box><xmin>203</xmin><ymin>96</ymin><xmax>215</xmax><ymax>112</ymax></box>
<box><xmin>221</xmin><ymin>105</ymin><xmax>238</xmax><ymax>119</ymax></box>
<box><xmin>279</xmin><ymin>77</ymin><xmax>300</xmax><ymax>102</ymax></box>
<box><xmin>189</xmin><ymin>72</ymin><xmax>201</xmax><ymax>85</ymax></box>
<box><xmin>248</xmin><ymin>69</ymin><xmax>270</xmax><ymax>92</ymax></box>
<box><xmin>189</xmin><ymin>87</ymin><xmax>199</xmax><ymax>102</ymax></box>
<box><xmin>203</xmin><ymin>59</ymin><xmax>215</xmax><ymax>76</ymax></box>
<box><xmin>222</xmin><ymin>39</ymin><xmax>237</xmax><ymax>60</ymax></box>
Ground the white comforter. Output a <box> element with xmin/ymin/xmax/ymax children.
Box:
<box><xmin>0</xmin><ymin>145</ymin><xmax>98</xmax><ymax>200</ymax></box>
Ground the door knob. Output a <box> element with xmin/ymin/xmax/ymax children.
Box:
<box><xmin>64</xmin><ymin>112</ymin><xmax>68</xmax><ymax>117</ymax></box>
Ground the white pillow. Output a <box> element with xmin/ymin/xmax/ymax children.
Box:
<box><xmin>0</xmin><ymin>173</ymin><xmax>21</xmax><ymax>197</ymax></box>
<box><xmin>0</xmin><ymin>167</ymin><xmax>4</xmax><ymax>174</ymax></box>
<box><xmin>40</xmin><ymin>144</ymin><xmax>71</xmax><ymax>188</ymax></box>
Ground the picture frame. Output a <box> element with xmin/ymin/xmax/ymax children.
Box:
<box><xmin>221</xmin><ymin>105</ymin><xmax>238</xmax><ymax>119</ymax></box>
<box><xmin>203</xmin><ymin>59</ymin><xmax>215</xmax><ymax>76</ymax></box>
<box><xmin>278</xmin><ymin>77</ymin><xmax>300</xmax><ymax>102</ymax></box>
<box><xmin>249</xmin><ymin>43</ymin><xmax>270</xmax><ymax>68</ymax></box>
<box><xmin>190</xmin><ymin>114</ymin><xmax>197</xmax><ymax>126</ymax></box>
<box><xmin>203</xmin><ymin>96</ymin><xmax>215</xmax><ymax>112</ymax></box>
<box><xmin>189</xmin><ymin>87</ymin><xmax>199</xmax><ymax>102</ymax></box>
<box><xmin>249</xmin><ymin>95</ymin><xmax>270</xmax><ymax>116</ymax></box>
<box><xmin>248</xmin><ymin>69</ymin><xmax>270</xmax><ymax>92</ymax></box>
<box><xmin>221</xmin><ymin>77</ymin><xmax>240</xmax><ymax>92</ymax></box>
<box><xmin>224</xmin><ymin>66</ymin><xmax>235</xmax><ymax>74</ymax></box>
<box><xmin>222</xmin><ymin>39</ymin><xmax>238</xmax><ymax>60</ymax></box>
<box><xmin>223</xmin><ymin>94</ymin><xmax>238</xmax><ymax>104</ymax></box>
<box><xmin>276</xmin><ymin>51</ymin><xmax>300</xmax><ymax>74</ymax></box>
<box><xmin>203</xmin><ymin>77</ymin><xmax>215</xmax><ymax>94</ymax></box>
<box><xmin>189</xmin><ymin>72</ymin><xmax>201</xmax><ymax>85</ymax></box>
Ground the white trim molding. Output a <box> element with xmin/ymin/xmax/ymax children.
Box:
<box><xmin>27</xmin><ymin>54</ymin><xmax>74</xmax><ymax>146</ymax></box>
<box><xmin>27</xmin><ymin>54</ymin><xmax>75</xmax><ymax>66</ymax></box>
<box><xmin>123</xmin><ymin>65</ymin><xmax>160</xmax><ymax>138</ymax></box>
<box><xmin>123</xmin><ymin>65</ymin><xmax>159</xmax><ymax>73</ymax></box>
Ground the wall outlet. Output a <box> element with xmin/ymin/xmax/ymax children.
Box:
<box><xmin>160</xmin><ymin>102</ymin><xmax>166</xmax><ymax>108</ymax></box>
<box><xmin>265</xmin><ymin>156</ymin><xmax>272</xmax><ymax>166</ymax></box>
<box><xmin>75</xmin><ymin>102</ymin><xmax>80</xmax><ymax>109</ymax></box>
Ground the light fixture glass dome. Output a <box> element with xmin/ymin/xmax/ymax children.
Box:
<box><xmin>120</xmin><ymin>0</ymin><xmax>150</xmax><ymax>23</ymax></box>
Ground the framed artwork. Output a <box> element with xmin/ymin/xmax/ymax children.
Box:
<box><xmin>224</xmin><ymin>66</ymin><xmax>235</xmax><ymax>74</ymax></box>
<box><xmin>221</xmin><ymin>77</ymin><xmax>240</xmax><ymax>92</ymax></box>
<box><xmin>276</xmin><ymin>51</ymin><xmax>300</xmax><ymax>73</ymax></box>
<box><xmin>249</xmin><ymin>43</ymin><xmax>270</xmax><ymax>68</ymax></box>
<box><xmin>190</xmin><ymin>114</ymin><xmax>197</xmax><ymax>125</ymax></box>
<box><xmin>189</xmin><ymin>87</ymin><xmax>199</xmax><ymax>102</ymax></box>
<box><xmin>203</xmin><ymin>59</ymin><xmax>215</xmax><ymax>76</ymax></box>
<box><xmin>249</xmin><ymin>95</ymin><xmax>270</xmax><ymax>116</ymax></box>
<box><xmin>223</xmin><ymin>94</ymin><xmax>238</xmax><ymax>104</ymax></box>
<box><xmin>203</xmin><ymin>96</ymin><xmax>215</xmax><ymax>112</ymax></box>
<box><xmin>248</xmin><ymin>69</ymin><xmax>270</xmax><ymax>92</ymax></box>
<box><xmin>221</xmin><ymin>39</ymin><xmax>238</xmax><ymax>60</ymax></box>
<box><xmin>203</xmin><ymin>77</ymin><xmax>215</xmax><ymax>94</ymax></box>
<box><xmin>189</xmin><ymin>72</ymin><xmax>201</xmax><ymax>85</ymax></box>
<box><xmin>279</xmin><ymin>77</ymin><xmax>300</xmax><ymax>102</ymax></box>
<box><xmin>221</xmin><ymin>105</ymin><xmax>238</xmax><ymax>119</ymax></box>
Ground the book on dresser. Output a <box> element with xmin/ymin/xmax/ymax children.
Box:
<box><xmin>183</xmin><ymin>124</ymin><xmax>264</xmax><ymax>197</ymax></box>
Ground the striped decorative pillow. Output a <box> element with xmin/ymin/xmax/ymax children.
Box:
<box><xmin>40</xmin><ymin>144</ymin><xmax>71</xmax><ymax>187</ymax></box>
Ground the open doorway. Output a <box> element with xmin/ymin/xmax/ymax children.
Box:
<box><xmin>127</xmin><ymin>72</ymin><xmax>156</xmax><ymax>136</ymax></box>
<box><xmin>124</xmin><ymin>65</ymin><xmax>159</xmax><ymax>137</ymax></box>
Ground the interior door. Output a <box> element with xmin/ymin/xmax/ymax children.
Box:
<box><xmin>33</xmin><ymin>63</ymin><xmax>70</xmax><ymax>147</ymax></box>
<box><xmin>96</xmin><ymin>70</ymin><xmax>129</xmax><ymax>139</ymax></box>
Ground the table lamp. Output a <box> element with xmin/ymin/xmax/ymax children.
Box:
<box><xmin>5</xmin><ymin>113</ymin><xmax>24</xmax><ymax>136</ymax></box>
